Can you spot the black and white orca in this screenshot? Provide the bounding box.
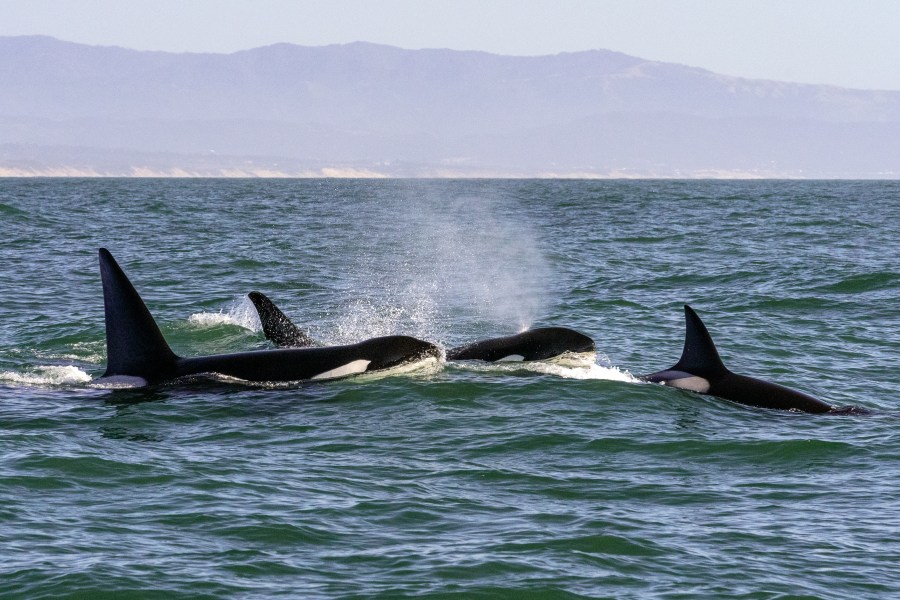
[96,249,441,387]
[247,291,595,363]
[641,305,836,413]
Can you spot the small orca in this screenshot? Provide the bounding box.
[446,328,596,362]
[247,291,595,363]
[96,249,441,387]
[641,305,835,413]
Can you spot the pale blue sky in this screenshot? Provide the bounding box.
[2,0,898,90]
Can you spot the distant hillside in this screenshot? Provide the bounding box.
[1,36,898,177]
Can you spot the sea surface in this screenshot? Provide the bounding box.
[1,178,899,599]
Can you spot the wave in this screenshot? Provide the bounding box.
[0,202,27,218]
[33,342,106,366]
[526,361,637,382]
[816,271,899,294]
[0,365,92,387]
[449,352,638,382]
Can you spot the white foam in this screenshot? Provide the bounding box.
[0,365,93,387]
[525,361,637,382]
[188,295,262,331]
[450,352,638,382]
[188,312,236,326]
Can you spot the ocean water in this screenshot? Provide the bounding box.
[1,178,899,599]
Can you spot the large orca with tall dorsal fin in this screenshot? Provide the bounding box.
[247,291,595,363]
[96,249,441,387]
[640,305,836,413]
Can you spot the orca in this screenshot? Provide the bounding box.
[247,291,595,363]
[96,249,441,387]
[446,328,596,362]
[641,305,835,413]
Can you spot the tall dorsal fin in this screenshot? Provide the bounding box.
[671,305,728,376]
[248,291,316,347]
[99,248,178,380]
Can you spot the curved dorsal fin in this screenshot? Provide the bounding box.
[671,305,728,376]
[99,248,178,380]
[248,291,316,347]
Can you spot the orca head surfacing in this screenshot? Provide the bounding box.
[248,291,317,347]
[354,335,443,370]
[446,327,595,362]
[641,305,834,414]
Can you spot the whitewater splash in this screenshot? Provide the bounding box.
[525,360,636,382]
[0,365,93,386]
[184,288,440,347]
[188,295,262,331]
[328,295,442,346]
[447,352,638,382]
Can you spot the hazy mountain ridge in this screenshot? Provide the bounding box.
[1,35,898,177]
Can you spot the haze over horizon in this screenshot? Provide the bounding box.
[2,1,898,178]
[2,0,899,91]
[2,35,898,179]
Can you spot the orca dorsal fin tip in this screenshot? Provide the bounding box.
[672,304,728,376]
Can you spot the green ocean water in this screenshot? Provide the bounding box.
[1,178,899,599]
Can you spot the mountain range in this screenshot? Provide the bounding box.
[1,35,898,177]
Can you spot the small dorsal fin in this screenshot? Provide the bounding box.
[247,291,316,347]
[99,248,178,380]
[671,305,728,376]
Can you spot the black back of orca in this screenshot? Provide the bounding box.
[248,288,594,363]
[248,291,316,347]
[446,327,596,362]
[175,335,440,382]
[640,305,833,413]
[98,248,440,386]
